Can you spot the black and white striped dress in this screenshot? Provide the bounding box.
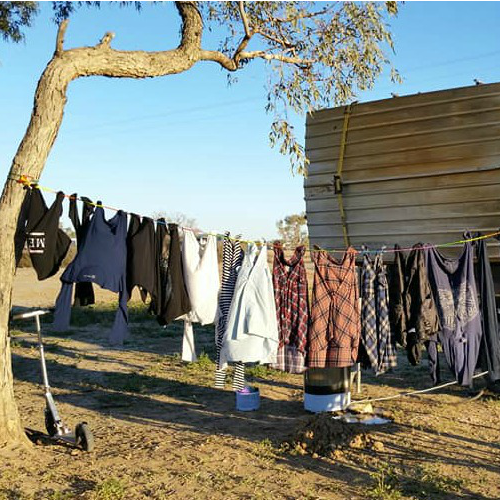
[215,232,245,390]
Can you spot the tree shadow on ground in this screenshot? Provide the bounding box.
[11,303,482,399]
[11,350,500,499]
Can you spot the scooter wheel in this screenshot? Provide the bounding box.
[45,407,57,437]
[75,422,94,452]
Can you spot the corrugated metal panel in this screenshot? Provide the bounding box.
[304,82,500,259]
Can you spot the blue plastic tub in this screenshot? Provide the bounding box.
[236,387,260,411]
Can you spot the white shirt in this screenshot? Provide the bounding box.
[219,243,278,368]
[180,231,220,361]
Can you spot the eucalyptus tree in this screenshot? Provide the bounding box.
[0,1,398,447]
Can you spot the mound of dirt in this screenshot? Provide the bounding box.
[290,413,384,458]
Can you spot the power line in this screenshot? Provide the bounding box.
[397,50,500,74]
[63,95,264,135]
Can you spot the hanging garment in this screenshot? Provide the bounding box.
[156,223,191,326]
[219,243,279,368]
[359,250,397,375]
[214,232,246,390]
[388,245,407,348]
[270,243,309,374]
[25,188,71,280]
[149,218,171,317]
[307,247,360,369]
[69,193,95,306]
[126,214,157,304]
[53,207,129,345]
[475,236,500,382]
[389,244,441,374]
[181,231,220,362]
[426,242,483,386]
[405,245,438,355]
[14,187,32,266]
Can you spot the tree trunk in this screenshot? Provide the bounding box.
[0,1,205,449]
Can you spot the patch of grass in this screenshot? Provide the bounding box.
[69,305,117,328]
[103,372,161,394]
[245,364,288,379]
[0,489,29,500]
[367,464,402,500]
[129,325,164,340]
[143,362,164,377]
[8,329,25,337]
[95,392,132,409]
[43,341,64,353]
[252,438,279,463]
[92,478,126,500]
[9,339,29,349]
[66,302,156,329]
[46,491,75,500]
[185,352,214,372]
[403,465,465,499]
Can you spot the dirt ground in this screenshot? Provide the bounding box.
[2,268,500,499]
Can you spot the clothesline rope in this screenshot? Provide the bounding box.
[348,370,489,406]
[11,173,500,253]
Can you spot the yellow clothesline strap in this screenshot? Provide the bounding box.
[336,104,353,247]
[9,173,500,253]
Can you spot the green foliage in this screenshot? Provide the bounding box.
[3,1,399,175]
[403,465,465,499]
[245,363,287,380]
[367,464,402,500]
[46,491,75,500]
[201,2,399,174]
[252,438,279,462]
[0,2,38,43]
[92,478,126,500]
[276,212,308,247]
[185,352,215,372]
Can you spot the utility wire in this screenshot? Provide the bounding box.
[11,174,500,252]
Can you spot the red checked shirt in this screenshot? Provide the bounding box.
[307,247,361,368]
[271,243,309,373]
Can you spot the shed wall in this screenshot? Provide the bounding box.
[304,83,500,258]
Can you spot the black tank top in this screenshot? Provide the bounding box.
[69,194,95,306]
[157,223,191,325]
[25,188,71,280]
[127,214,157,303]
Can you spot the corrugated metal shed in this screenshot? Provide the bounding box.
[304,82,500,258]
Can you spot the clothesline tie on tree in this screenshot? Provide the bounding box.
[10,173,500,254]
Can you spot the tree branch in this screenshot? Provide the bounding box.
[254,28,293,49]
[200,47,313,70]
[274,6,333,24]
[177,1,202,52]
[239,50,313,67]
[62,2,203,79]
[199,50,238,71]
[232,1,254,64]
[238,1,252,38]
[98,31,115,48]
[55,19,69,55]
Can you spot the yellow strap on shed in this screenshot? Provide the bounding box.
[335,104,352,247]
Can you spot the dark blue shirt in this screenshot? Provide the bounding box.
[53,207,128,344]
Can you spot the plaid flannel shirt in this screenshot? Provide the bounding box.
[307,248,361,368]
[270,243,309,373]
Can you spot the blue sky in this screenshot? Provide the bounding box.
[1,1,499,239]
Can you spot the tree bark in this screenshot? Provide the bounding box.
[0,1,205,449]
